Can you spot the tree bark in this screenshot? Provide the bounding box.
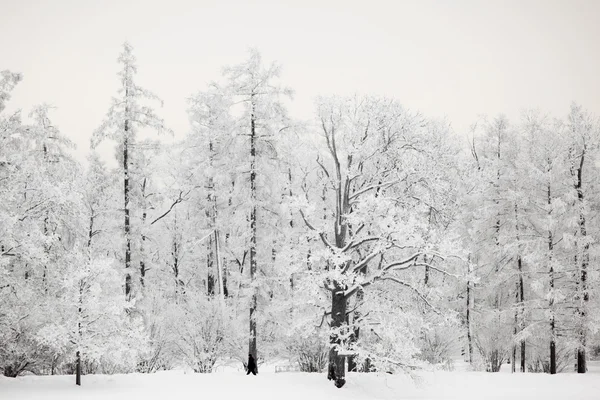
[123,119,132,300]
[466,256,473,364]
[545,173,557,374]
[215,230,224,299]
[140,177,147,287]
[328,282,347,388]
[76,351,81,386]
[248,93,258,367]
[207,234,215,296]
[574,148,588,374]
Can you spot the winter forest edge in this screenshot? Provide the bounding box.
[1,43,600,390]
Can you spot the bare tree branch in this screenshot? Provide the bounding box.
[299,209,334,251]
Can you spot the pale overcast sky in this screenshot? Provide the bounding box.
[2,0,599,162]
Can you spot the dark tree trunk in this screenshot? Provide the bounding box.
[466,256,473,364]
[516,254,525,373]
[76,284,83,386]
[206,143,217,296]
[549,336,556,374]
[224,233,230,298]
[123,120,132,299]
[512,314,517,374]
[547,178,557,374]
[76,351,81,386]
[574,149,588,374]
[577,348,586,374]
[514,203,526,373]
[172,230,181,299]
[512,255,526,374]
[207,234,215,296]
[140,177,147,287]
[248,94,258,367]
[328,282,347,388]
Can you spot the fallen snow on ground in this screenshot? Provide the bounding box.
[3,362,600,400]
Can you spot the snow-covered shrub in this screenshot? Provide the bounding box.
[168,294,230,373]
[285,326,329,372]
[1,328,53,377]
[346,289,424,374]
[0,283,56,377]
[136,324,172,373]
[472,307,513,372]
[418,322,460,369]
[135,293,175,373]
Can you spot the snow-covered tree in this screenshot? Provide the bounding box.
[297,96,460,387]
[92,42,170,300]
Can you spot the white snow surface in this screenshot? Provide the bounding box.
[2,362,600,400]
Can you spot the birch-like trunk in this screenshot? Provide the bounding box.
[248,94,258,366]
[123,111,132,300]
[574,149,588,374]
[140,178,147,288]
[548,220,556,374]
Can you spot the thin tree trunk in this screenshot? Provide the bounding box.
[514,204,526,373]
[123,119,132,299]
[140,177,147,287]
[76,351,81,386]
[490,136,502,371]
[207,234,215,296]
[546,169,557,374]
[171,215,183,300]
[574,149,588,374]
[76,281,83,386]
[224,232,230,298]
[248,93,258,366]
[77,212,95,386]
[466,255,473,364]
[519,255,525,373]
[207,142,217,296]
[215,230,224,300]
[512,302,517,373]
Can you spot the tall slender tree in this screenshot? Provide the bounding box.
[219,50,293,366]
[92,43,169,300]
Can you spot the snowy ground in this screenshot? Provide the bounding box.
[3,361,600,400]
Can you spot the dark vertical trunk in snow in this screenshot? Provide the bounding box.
[43,214,49,292]
[76,212,95,386]
[549,228,556,374]
[76,351,81,386]
[574,148,588,374]
[207,143,216,296]
[512,305,517,373]
[490,132,502,372]
[328,283,347,388]
[248,94,258,365]
[518,255,525,373]
[514,203,525,373]
[140,177,147,287]
[224,233,230,298]
[42,144,49,292]
[207,234,215,296]
[466,255,473,364]
[123,117,132,299]
[215,230,224,299]
[546,169,557,374]
[172,223,181,299]
[549,259,556,373]
[76,277,83,386]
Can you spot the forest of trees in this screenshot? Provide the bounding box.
[1,44,599,388]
